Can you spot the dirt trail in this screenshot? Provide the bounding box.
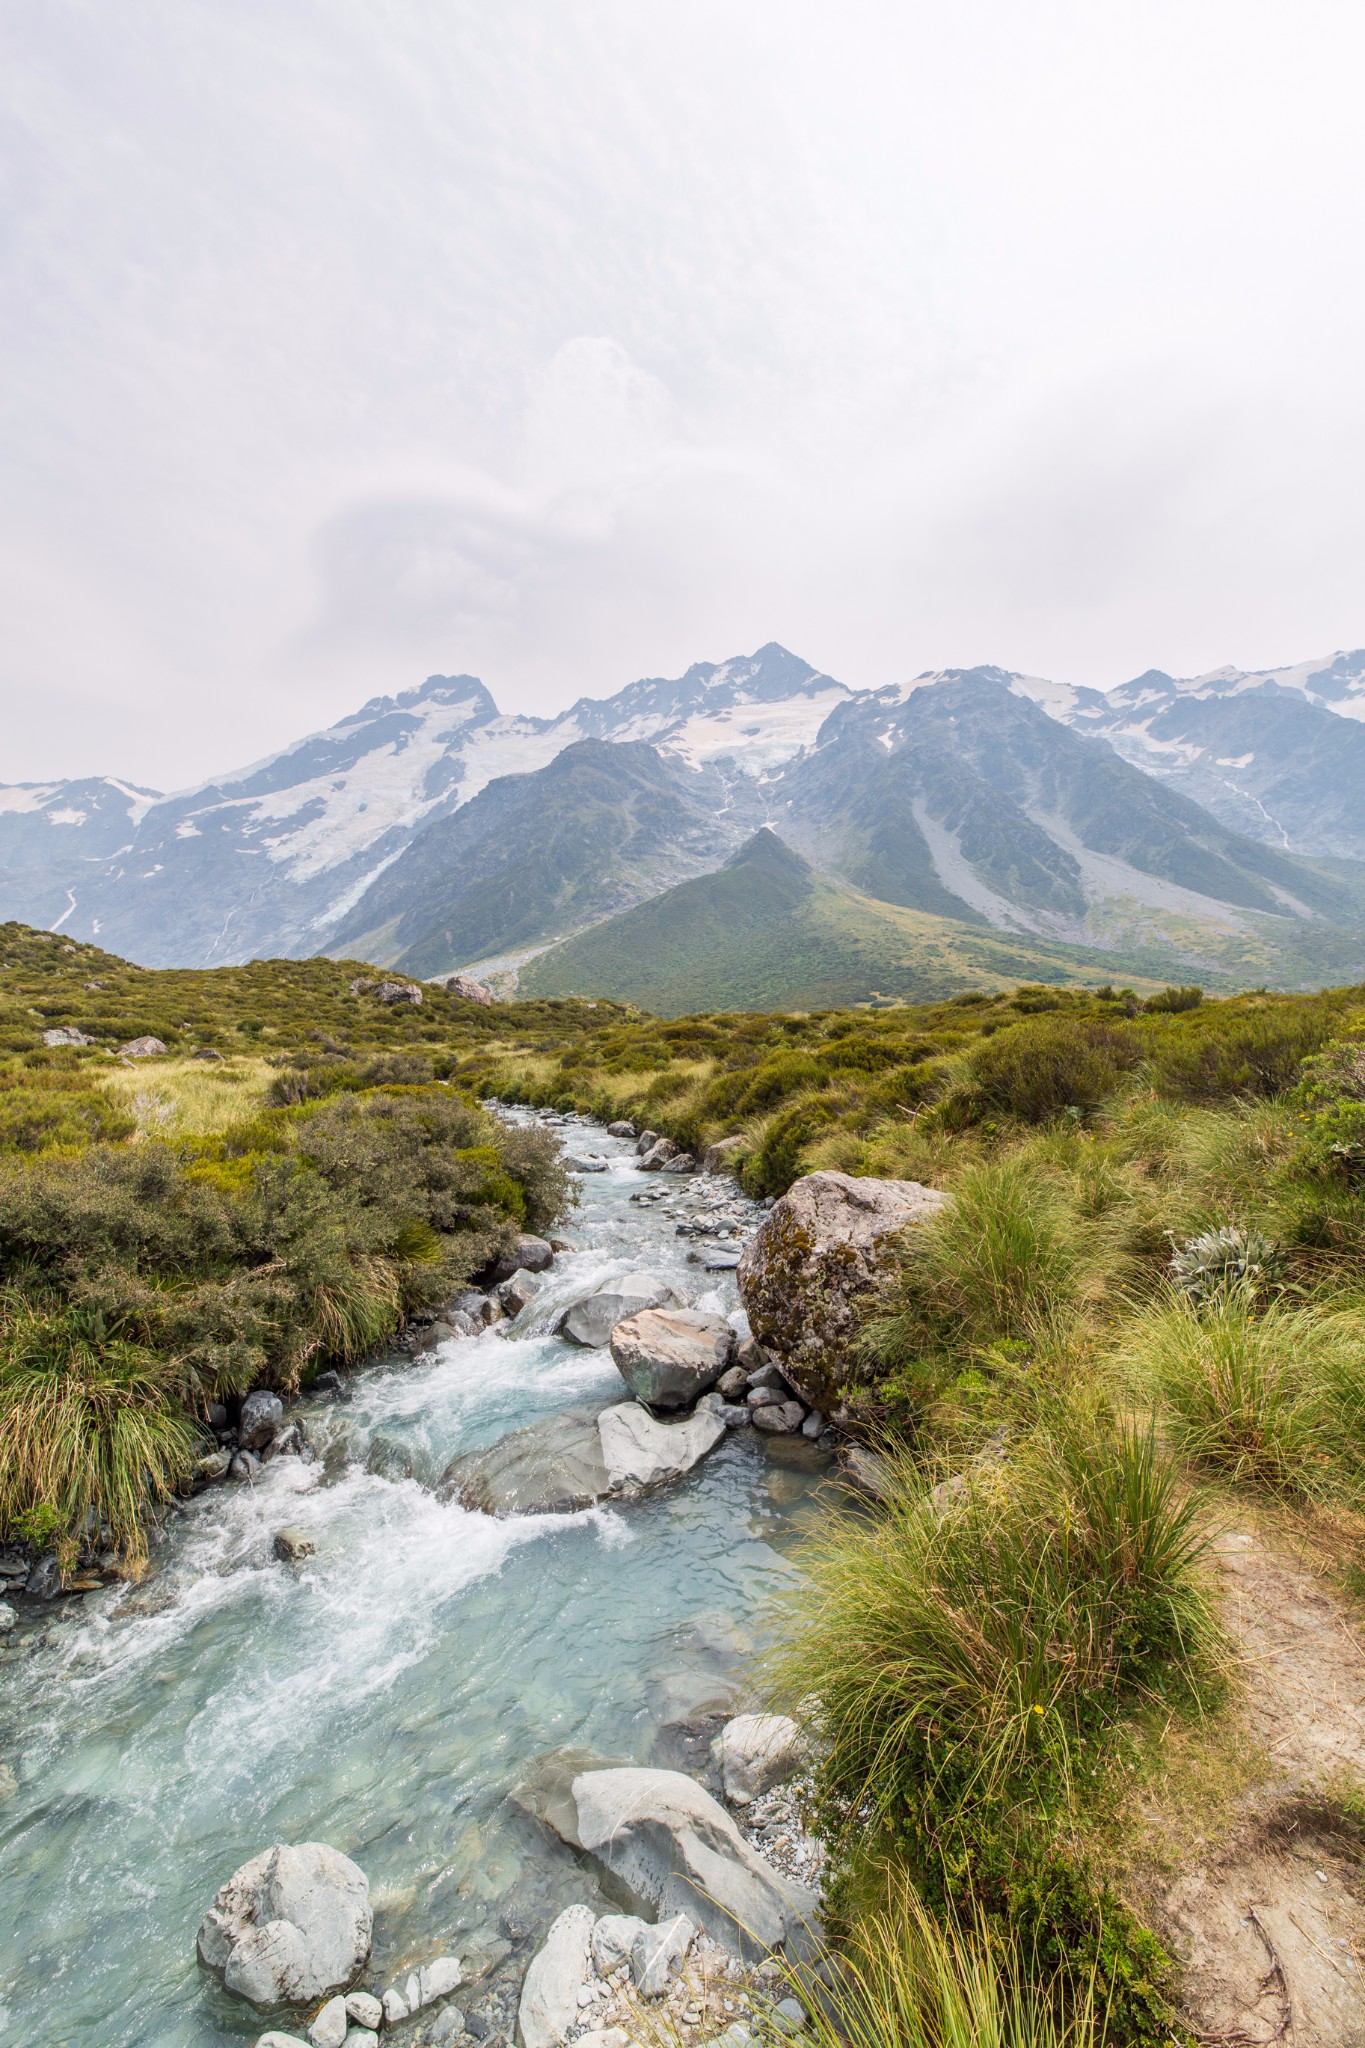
[1147,1528,1365,2047]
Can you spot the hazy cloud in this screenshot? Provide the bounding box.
[2,0,1362,785]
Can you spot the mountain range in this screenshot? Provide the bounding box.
[3,639,1363,1008]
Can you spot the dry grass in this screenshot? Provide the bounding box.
[99,1055,270,1136]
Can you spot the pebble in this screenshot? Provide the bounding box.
[345,1993,383,2029]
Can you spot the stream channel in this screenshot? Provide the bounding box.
[0,1112,831,2047]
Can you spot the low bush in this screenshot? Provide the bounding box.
[964,1016,1141,1123]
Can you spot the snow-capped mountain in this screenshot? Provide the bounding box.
[0,645,846,966]
[1010,649,1365,860]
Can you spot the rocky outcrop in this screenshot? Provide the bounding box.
[43,1025,93,1047]
[118,1035,167,1057]
[197,1842,372,2007]
[738,1170,948,1409]
[518,1904,595,2048]
[559,1274,681,1349]
[609,1309,735,1409]
[549,1767,816,1959]
[374,981,422,1005]
[718,1715,803,1805]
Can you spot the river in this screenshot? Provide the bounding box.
[0,1113,829,2046]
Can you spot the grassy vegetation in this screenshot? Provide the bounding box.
[5,921,1365,2038]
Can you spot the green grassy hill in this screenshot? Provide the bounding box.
[518,828,1182,1013]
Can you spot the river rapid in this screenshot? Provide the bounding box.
[0,1113,830,2047]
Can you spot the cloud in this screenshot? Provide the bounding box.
[1,0,1363,783]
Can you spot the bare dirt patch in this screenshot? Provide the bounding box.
[1142,1528,1365,2046]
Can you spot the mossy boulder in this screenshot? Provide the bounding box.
[737,1169,948,1409]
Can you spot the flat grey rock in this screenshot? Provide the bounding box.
[609,1308,735,1409]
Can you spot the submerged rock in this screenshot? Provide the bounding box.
[609,1308,735,1409]
[598,1402,725,1493]
[738,1170,948,1410]
[273,1527,316,1565]
[197,1841,372,2008]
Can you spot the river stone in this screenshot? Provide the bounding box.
[659,1153,698,1175]
[719,1715,803,1805]
[25,1555,61,1600]
[635,1129,659,1153]
[703,1136,746,1176]
[738,1170,948,1410]
[498,1268,541,1316]
[239,1390,285,1451]
[750,1401,805,1436]
[560,1274,681,1349]
[273,1527,316,1565]
[598,1402,725,1494]
[308,1996,348,2048]
[253,2035,311,2047]
[441,1408,610,1516]
[591,1913,649,1973]
[518,1903,595,2048]
[554,1767,816,1959]
[609,1309,735,1409]
[632,1912,695,1996]
[607,1120,636,1138]
[638,1137,680,1170]
[345,1993,382,2028]
[197,1841,372,2007]
[0,1602,15,1632]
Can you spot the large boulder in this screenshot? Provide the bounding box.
[442,1401,724,1515]
[443,973,492,1006]
[609,1309,735,1409]
[518,1904,594,2048]
[239,1390,285,1451]
[638,1137,680,1171]
[598,1402,724,1492]
[375,981,422,1006]
[738,1170,948,1409]
[559,1274,681,1349]
[119,1035,167,1058]
[548,1767,815,1960]
[43,1025,94,1047]
[197,1842,372,2007]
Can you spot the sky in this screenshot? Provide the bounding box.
[2,0,1364,791]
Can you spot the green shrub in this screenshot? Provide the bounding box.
[965,1018,1140,1123]
[1148,1002,1336,1101]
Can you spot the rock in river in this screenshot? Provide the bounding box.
[559,1273,681,1349]
[441,1401,724,1515]
[738,1170,948,1410]
[609,1308,735,1409]
[197,1841,372,2007]
[547,1766,816,1959]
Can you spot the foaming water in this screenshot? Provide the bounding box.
[0,1121,827,2046]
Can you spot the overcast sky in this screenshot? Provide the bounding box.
[2,1,1363,789]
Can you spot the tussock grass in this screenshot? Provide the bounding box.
[100,1056,269,1134]
[1121,1291,1365,1502]
[0,1295,201,1568]
[773,1407,1218,1829]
